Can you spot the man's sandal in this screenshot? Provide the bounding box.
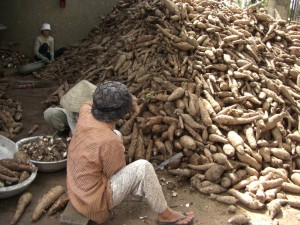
[156,213,194,225]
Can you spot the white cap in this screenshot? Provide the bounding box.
[40,23,51,31]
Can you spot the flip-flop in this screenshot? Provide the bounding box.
[156,213,194,225]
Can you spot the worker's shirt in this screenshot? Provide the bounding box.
[67,101,126,224]
[34,35,54,59]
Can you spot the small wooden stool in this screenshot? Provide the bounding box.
[60,202,89,225]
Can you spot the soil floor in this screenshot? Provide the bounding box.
[1,69,300,225]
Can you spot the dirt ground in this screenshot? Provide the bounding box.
[1,69,300,225]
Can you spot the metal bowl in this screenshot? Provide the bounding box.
[27,158,66,173]
[16,136,67,173]
[0,135,38,199]
[17,61,45,74]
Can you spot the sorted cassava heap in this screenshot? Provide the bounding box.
[0,157,36,188]
[41,0,300,220]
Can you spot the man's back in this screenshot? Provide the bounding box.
[67,101,125,224]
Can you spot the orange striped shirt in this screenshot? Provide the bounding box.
[67,101,126,224]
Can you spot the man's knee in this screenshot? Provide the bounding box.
[134,159,154,171]
[43,107,67,131]
[44,108,55,121]
[44,107,64,120]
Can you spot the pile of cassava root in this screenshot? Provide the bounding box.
[40,0,300,221]
[0,92,23,141]
[19,136,69,162]
[43,80,71,108]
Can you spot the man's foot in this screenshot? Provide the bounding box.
[157,208,194,225]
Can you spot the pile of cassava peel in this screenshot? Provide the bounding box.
[19,136,69,162]
[40,0,300,222]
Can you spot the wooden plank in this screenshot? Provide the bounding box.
[60,202,89,225]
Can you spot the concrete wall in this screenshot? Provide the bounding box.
[0,0,118,57]
[267,0,291,20]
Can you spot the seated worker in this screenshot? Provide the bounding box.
[34,23,66,62]
[67,81,194,225]
[44,80,96,135]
